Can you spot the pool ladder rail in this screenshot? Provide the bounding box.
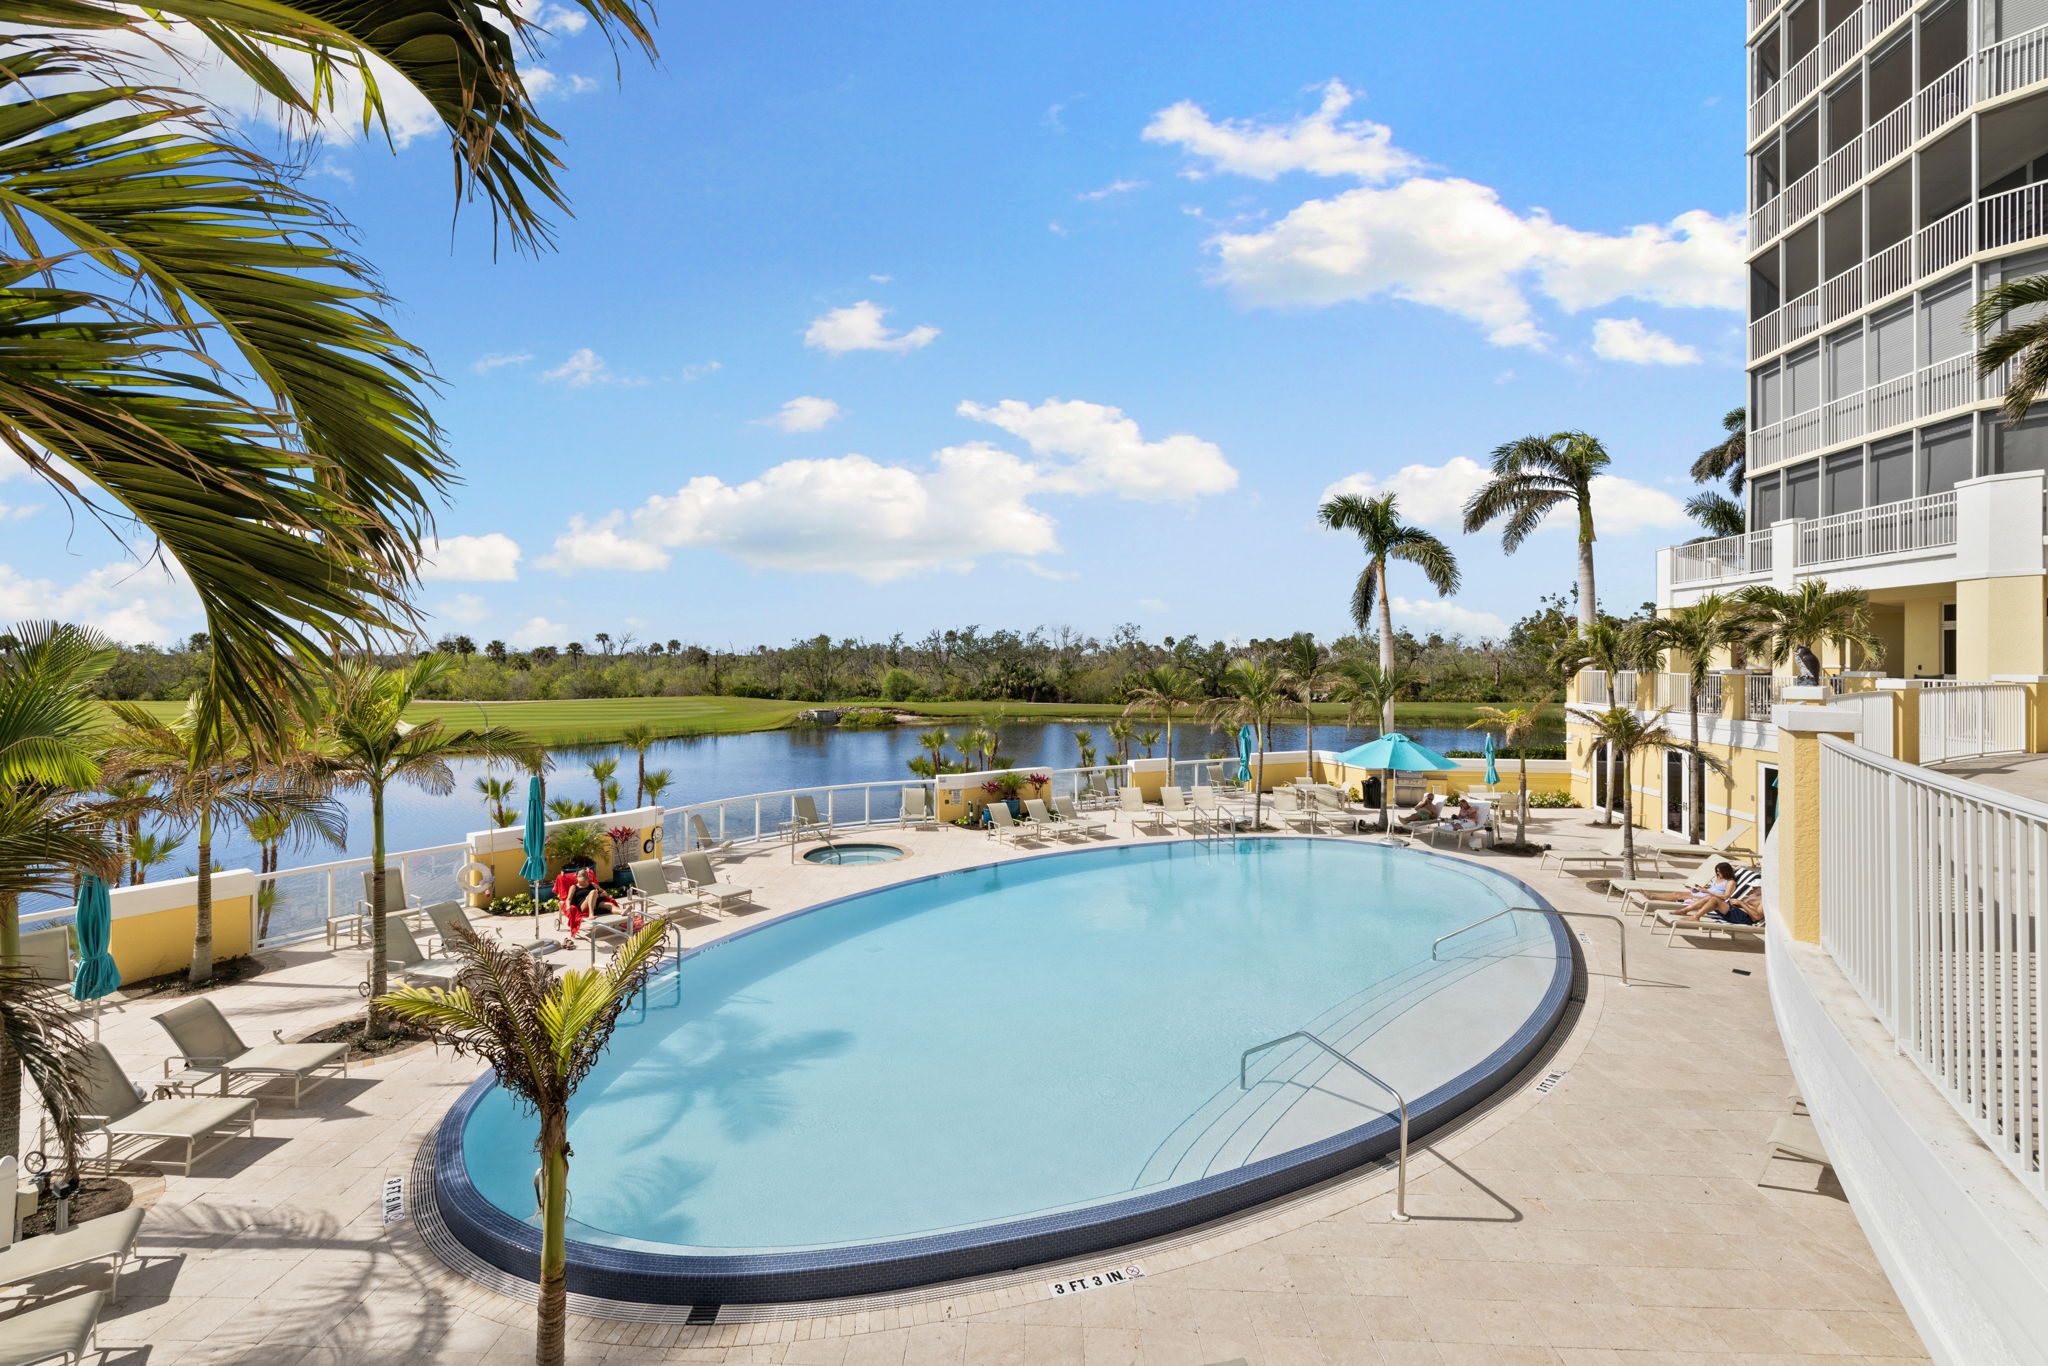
[1239,1031,1409,1221]
[1431,906,1630,987]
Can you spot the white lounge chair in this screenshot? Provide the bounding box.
[14,928,71,995]
[0,1158,143,1303]
[384,919,465,987]
[627,859,702,920]
[678,852,754,913]
[687,814,736,862]
[153,998,349,1107]
[1271,786,1318,832]
[421,899,488,957]
[986,803,1041,845]
[1052,795,1108,837]
[1081,775,1117,810]
[1022,798,1078,839]
[1425,799,1494,850]
[70,1044,256,1176]
[898,788,935,829]
[1157,786,1200,830]
[1117,788,1169,834]
[358,866,424,922]
[0,1289,106,1366]
[780,795,834,842]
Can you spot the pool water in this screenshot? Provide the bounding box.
[801,842,907,866]
[456,839,1558,1257]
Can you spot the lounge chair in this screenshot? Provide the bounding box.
[0,1159,143,1303]
[1022,798,1078,839]
[677,852,754,913]
[1656,821,1757,862]
[1118,788,1168,834]
[780,795,834,843]
[384,919,465,987]
[1052,795,1108,837]
[1426,800,1494,850]
[1271,786,1319,832]
[627,859,702,919]
[1604,847,1755,906]
[421,899,489,956]
[1539,829,1655,877]
[1653,901,1765,945]
[14,928,71,995]
[1081,775,1117,810]
[153,998,349,1108]
[986,803,1041,845]
[70,1044,255,1176]
[898,788,935,829]
[358,867,424,924]
[687,814,736,862]
[0,1289,106,1366]
[1157,787,1201,830]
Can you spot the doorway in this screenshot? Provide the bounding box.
[1663,749,1690,837]
[1758,762,1780,836]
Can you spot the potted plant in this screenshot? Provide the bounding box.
[606,825,638,885]
[981,770,1029,818]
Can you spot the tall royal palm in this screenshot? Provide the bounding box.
[0,0,655,740]
[1647,595,1741,843]
[1693,408,1747,493]
[314,656,539,1037]
[1463,431,1610,630]
[1317,493,1460,729]
[1122,665,1203,763]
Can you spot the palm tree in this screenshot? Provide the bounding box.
[378,923,668,1366]
[1138,729,1161,758]
[1335,660,1409,831]
[1106,718,1135,765]
[1551,621,1632,826]
[1646,596,1741,843]
[547,797,597,821]
[640,769,673,809]
[475,776,516,827]
[1203,661,1285,828]
[1563,708,1712,880]
[104,777,152,886]
[0,961,93,1181]
[1736,582,1882,681]
[1273,636,1340,780]
[960,727,997,772]
[1972,275,2048,419]
[1467,703,1548,848]
[1692,408,1747,492]
[1317,493,1461,728]
[1462,431,1611,630]
[1684,491,1746,542]
[102,695,343,987]
[587,758,619,815]
[1070,729,1098,770]
[312,656,539,1037]
[127,832,183,887]
[1122,665,1203,761]
[618,724,656,806]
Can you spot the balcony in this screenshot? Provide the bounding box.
[1795,489,1957,566]
[1670,528,1775,586]
[1748,0,1920,142]
[1747,354,1977,471]
[1749,183,2048,361]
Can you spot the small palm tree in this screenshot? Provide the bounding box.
[640,769,673,809]
[312,656,539,1037]
[0,961,92,1181]
[960,727,997,772]
[1317,493,1461,728]
[1971,276,2048,419]
[1335,660,1409,831]
[914,727,952,779]
[1106,718,1135,764]
[1204,661,1285,828]
[1273,635,1340,780]
[1138,729,1161,758]
[476,775,515,827]
[127,832,183,887]
[1684,491,1746,542]
[1564,707,1721,880]
[1462,431,1610,630]
[587,758,619,815]
[1692,407,1747,493]
[1735,582,1882,681]
[1467,702,1548,848]
[1550,621,1632,826]
[378,923,669,1366]
[1122,665,1203,762]
[1646,595,1741,843]
[547,797,597,821]
[618,724,656,806]
[1070,728,1097,769]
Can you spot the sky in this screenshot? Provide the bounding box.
[4,1,1750,653]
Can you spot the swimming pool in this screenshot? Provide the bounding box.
[800,841,907,865]
[433,838,1571,1304]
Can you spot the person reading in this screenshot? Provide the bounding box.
[561,867,617,942]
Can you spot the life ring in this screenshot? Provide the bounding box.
[457,861,495,895]
[641,835,657,855]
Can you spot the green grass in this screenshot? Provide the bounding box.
[104,696,1565,747]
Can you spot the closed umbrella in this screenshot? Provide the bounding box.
[70,873,120,1039]
[1236,724,1255,784]
[1483,733,1500,789]
[1333,733,1459,833]
[520,776,549,943]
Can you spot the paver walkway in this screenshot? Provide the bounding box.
[8,807,1928,1365]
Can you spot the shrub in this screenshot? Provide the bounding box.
[879,667,923,702]
[1443,745,1567,761]
[1527,790,1578,808]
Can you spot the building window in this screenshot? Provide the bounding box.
[1825,450,1865,513]
[1752,473,1782,527]
[1919,420,1972,494]
[1871,435,1913,503]
[1785,461,1820,520]
[1758,763,1779,836]
[1992,410,2048,475]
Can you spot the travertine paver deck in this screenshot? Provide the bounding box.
[7,807,1929,1365]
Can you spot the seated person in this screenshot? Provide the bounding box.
[1444,797,1481,832]
[561,867,618,941]
[1399,792,1443,826]
[1639,861,1740,906]
[1672,866,1765,926]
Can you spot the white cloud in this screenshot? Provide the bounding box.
[1078,178,1146,200]
[1590,317,1700,365]
[420,533,522,582]
[1148,84,1744,348]
[511,616,567,648]
[1048,221,1069,237]
[680,360,722,381]
[1390,597,1508,640]
[1137,598,1170,613]
[0,558,199,644]
[471,351,533,375]
[802,301,939,354]
[540,348,647,388]
[434,593,491,625]
[1320,458,1688,537]
[753,396,843,433]
[956,398,1238,502]
[1143,80,1417,183]
[537,514,672,573]
[869,273,894,283]
[0,500,38,521]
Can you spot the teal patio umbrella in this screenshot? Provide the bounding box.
[1483,733,1500,788]
[70,873,120,1038]
[1236,724,1255,784]
[520,776,549,940]
[1333,733,1459,833]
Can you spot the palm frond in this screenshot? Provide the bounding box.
[1388,527,1461,596]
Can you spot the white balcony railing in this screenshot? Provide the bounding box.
[1919,202,1973,277]
[1670,528,1774,586]
[1822,262,1863,325]
[1817,737,2048,1206]
[1979,181,2048,254]
[1822,7,1865,78]
[1979,21,2048,103]
[1866,235,1912,300]
[1783,284,1823,347]
[1794,489,1958,567]
[1822,138,1862,202]
[1867,370,1914,430]
[1748,356,1976,473]
[1917,352,1974,415]
[1866,100,1912,170]
[1917,60,1972,138]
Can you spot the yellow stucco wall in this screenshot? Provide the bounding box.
[110,895,254,985]
[466,816,664,907]
[1564,717,1774,855]
[1955,575,2048,680]
[1900,597,1947,680]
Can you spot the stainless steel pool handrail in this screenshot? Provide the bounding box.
[1431,906,1629,986]
[1239,1031,1409,1222]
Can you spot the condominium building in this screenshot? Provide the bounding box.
[1662,0,2048,680]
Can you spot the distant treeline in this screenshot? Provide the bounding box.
[98,595,1607,706]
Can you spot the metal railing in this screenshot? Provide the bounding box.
[1749,352,1981,471]
[1979,181,2048,254]
[1431,905,1630,986]
[1746,673,1785,721]
[1921,682,2030,763]
[1980,20,2048,102]
[1670,528,1773,585]
[1240,1031,1410,1221]
[1794,490,1958,567]
[1917,60,1972,138]
[1817,736,2048,1207]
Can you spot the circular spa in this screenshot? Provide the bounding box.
[432,839,1572,1305]
[800,842,907,866]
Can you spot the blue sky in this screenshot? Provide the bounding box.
[9,1,1749,652]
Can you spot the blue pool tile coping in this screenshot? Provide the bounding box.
[428,837,1575,1305]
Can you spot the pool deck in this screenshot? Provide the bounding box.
[11,808,1929,1365]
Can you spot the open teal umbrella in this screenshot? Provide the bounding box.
[519,776,548,938]
[70,873,120,1039]
[1236,724,1255,783]
[1483,733,1500,788]
[1333,733,1459,833]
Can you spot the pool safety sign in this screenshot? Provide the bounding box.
[382,1175,406,1226]
[1048,1264,1145,1297]
[1534,1069,1568,1095]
